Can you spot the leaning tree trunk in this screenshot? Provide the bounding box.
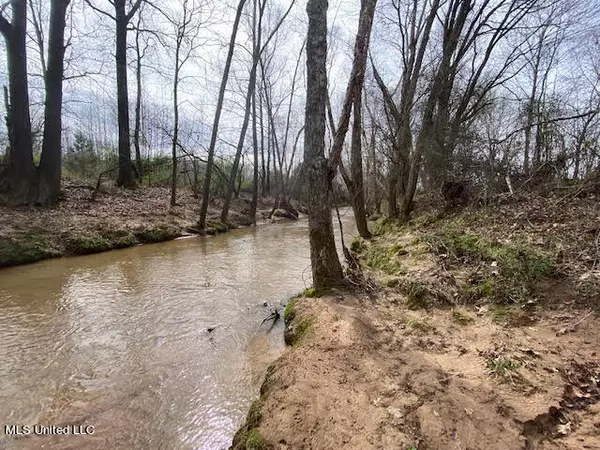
[37,0,71,205]
[0,0,35,204]
[114,0,135,188]
[305,0,343,290]
[198,0,247,229]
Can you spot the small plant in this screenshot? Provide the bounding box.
[452,309,474,325]
[350,236,365,252]
[245,429,267,450]
[405,317,435,333]
[403,280,430,309]
[486,356,521,381]
[380,277,401,288]
[284,316,314,346]
[67,232,112,254]
[489,305,516,326]
[362,243,405,275]
[283,298,297,324]
[303,287,318,298]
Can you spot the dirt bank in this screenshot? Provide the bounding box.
[233,192,600,450]
[0,182,278,268]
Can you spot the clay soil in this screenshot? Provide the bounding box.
[259,293,599,450]
[246,190,600,450]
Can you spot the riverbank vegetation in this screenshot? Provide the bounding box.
[247,189,600,449]
[0,0,599,448]
[0,184,281,268]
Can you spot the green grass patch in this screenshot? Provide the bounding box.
[284,316,314,346]
[486,356,521,381]
[362,242,405,276]
[67,232,112,255]
[372,217,402,236]
[405,317,435,333]
[0,234,59,267]
[489,305,517,326]
[403,280,430,309]
[206,220,229,234]
[100,229,137,249]
[135,224,180,243]
[452,309,474,325]
[245,429,267,450]
[283,298,297,324]
[424,230,556,304]
[303,287,318,298]
[350,236,365,252]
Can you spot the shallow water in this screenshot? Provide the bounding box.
[0,210,356,449]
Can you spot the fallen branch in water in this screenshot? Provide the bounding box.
[260,308,281,326]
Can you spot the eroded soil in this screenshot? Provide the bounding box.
[256,293,599,450]
[243,191,600,450]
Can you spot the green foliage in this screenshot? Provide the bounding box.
[303,287,318,298]
[451,309,474,325]
[362,242,405,275]
[67,232,112,255]
[246,400,263,430]
[350,236,365,253]
[64,132,119,182]
[404,280,429,309]
[283,298,297,324]
[486,357,521,380]
[0,234,59,267]
[206,221,229,234]
[372,217,401,236]
[135,224,180,243]
[489,305,517,326]
[405,317,435,333]
[245,429,267,450]
[380,277,401,288]
[425,230,556,304]
[284,316,314,346]
[100,229,136,249]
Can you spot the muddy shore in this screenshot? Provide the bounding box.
[0,184,278,268]
[232,193,600,450]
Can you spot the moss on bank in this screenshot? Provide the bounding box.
[0,233,60,267]
[0,223,183,269]
[0,214,267,269]
[233,293,316,450]
[423,229,556,304]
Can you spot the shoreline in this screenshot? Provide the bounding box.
[231,193,600,450]
[0,184,287,269]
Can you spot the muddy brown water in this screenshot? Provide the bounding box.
[0,211,357,450]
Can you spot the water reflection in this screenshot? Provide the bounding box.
[0,211,356,449]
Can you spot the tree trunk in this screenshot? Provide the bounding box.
[198,0,247,228]
[171,60,179,207]
[305,0,343,290]
[249,0,260,225]
[115,0,135,188]
[221,0,265,223]
[37,0,71,205]
[0,0,35,204]
[349,91,371,238]
[133,17,144,181]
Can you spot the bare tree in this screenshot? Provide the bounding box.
[198,0,247,229]
[0,0,35,204]
[304,0,344,289]
[37,0,71,204]
[220,0,296,224]
[84,0,144,188]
